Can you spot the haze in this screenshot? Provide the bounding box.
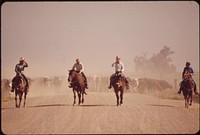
[1,1,199,79]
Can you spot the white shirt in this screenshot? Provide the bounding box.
[112,62,124,72]
[72,63,84,72]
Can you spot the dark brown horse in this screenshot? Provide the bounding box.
[13,74,27,108]
[112,73,126,106]
[179,78,197,108]
[68,69,86,105]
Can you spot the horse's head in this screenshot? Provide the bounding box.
[68,69,76,82]
[183,71,192,80]
[114,74,124,89]
[15,74,26,91]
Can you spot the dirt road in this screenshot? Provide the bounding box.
[1,91,199,134]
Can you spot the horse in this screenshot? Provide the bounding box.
[13,74,27,108]
[68,69,86,105]
[179,78,197,108]
[111,73,126,106]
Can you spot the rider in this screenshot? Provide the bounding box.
[108,56,130,89]
[69,58,88,89]
[11,57,29,92]
[178,62,198,94]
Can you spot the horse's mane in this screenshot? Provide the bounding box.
[70,70,85,89]
[113,75,126,88]
[14,75,27,91]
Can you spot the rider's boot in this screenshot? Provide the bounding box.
[84,89,87,95]
[177,90,181,94]
[10,85,14,92]
[194,83,198,95]
[108,82,112,89]
[68,82,73,88]
[177,88,181,94]
[26,84,29,92]
[126,83,130,89]
[85,81,88,89]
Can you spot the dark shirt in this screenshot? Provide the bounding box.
[182,67,194,78]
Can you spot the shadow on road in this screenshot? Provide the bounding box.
[2,104,118,110]
[27,103,71,108]
[80,104,116,107]
[146,104,180,108]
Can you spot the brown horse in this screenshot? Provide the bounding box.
[68,69,86,105]
[112,73,126,106]
[13,74,27,108]
[179,78,197,108]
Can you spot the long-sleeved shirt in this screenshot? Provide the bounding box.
[112,62,124,72]
[72,63,84,72]
[15,62,28,74]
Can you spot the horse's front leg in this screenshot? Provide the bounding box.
[115,90,119,106]
[18,92,23,108]
[81,90,84,104]
[78,91,81,105]
[23,92,27,107]
[185,95,189,108]
[73,89,76,105]
[189,91,193,106]
[15,90,18,108]
[120,89,124,105]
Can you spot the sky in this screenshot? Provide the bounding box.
[1,1,199,79]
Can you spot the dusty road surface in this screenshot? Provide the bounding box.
[2,91,199,134]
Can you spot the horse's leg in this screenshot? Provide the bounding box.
[120,89,124,105]
[23,91,27,107]
[184,96,187,108]
[73,89,76,105]
[115,90,119,106]
[189,90,193,106]
[78,91,81,105]
[81,90,84,104]
[185,95,189,108]
[15,90,18,108]
[18,92,23,108]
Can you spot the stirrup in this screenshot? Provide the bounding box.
[10,89,14,92]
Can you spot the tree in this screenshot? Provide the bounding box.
[134,46,176,75]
